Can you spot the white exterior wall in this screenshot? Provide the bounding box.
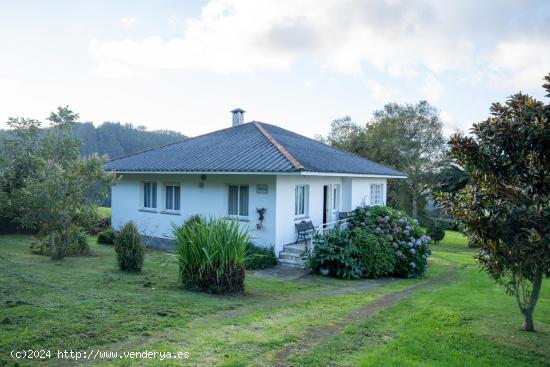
[350,177,387,208]
[275,176,388,253]
[111,174,277,248]
[275,175,343,253]
[111,173,389,255]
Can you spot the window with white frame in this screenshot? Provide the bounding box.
[295,185,309,217]
[143,182,157,209]
[164,184,181,211]
[370,184,383,205]
[332,184,340,211]
[228,185,249,217]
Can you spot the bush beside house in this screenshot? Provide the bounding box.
[97,228,116,245]
[307,206,432,279]
[245,243,277,270]
[305,225,363,279]
[114,221,144,272]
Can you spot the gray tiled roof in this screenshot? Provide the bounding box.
[104,121,405,177]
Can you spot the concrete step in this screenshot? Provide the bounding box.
[278,251,305,262]
[278,257,306,269]
[282,244,307,255]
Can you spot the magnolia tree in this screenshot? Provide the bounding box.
[435,74,550,332]
[1,107,117,259]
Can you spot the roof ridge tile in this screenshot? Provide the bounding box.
[252,121,304,171]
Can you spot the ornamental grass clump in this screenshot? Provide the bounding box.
[172,217,249,294]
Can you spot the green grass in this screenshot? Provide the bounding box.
[288,231,550,367]
[0,230,548,366]
[97,207,111,220]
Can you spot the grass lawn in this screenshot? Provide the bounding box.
[0,231,548,366]
[97,207,112,220]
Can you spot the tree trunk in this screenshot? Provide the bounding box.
[523,311,534,332]
[519,267,544,332]
[50,230,58,260]
[412,192,418,219]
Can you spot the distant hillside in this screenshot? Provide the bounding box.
[73,122,186,159]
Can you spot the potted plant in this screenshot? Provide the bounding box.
[256,208,266,230]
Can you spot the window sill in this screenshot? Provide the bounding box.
[225,216,250,222]
[160,210,181,216]
[139,208,158,213]
[294,216,310,221]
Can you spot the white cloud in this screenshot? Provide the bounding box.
[94,61,136,78]
[90,0,549,92]
[90,0,479,76]
[440,110,460,136]
[418,74,443,102]
[119,17,137,28]
[367,81,397,102]
[487,39,550,91]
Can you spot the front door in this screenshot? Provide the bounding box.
[323,185,329,227]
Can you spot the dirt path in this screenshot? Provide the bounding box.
[274,266,458,367]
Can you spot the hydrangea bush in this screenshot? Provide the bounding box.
[349,206,432,277]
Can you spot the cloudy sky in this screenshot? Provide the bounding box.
[1,0,549,138]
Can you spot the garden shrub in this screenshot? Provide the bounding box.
[0,216,20,234]
[84,208,112,235]
[305,206,433,279]
[184,214,204,228]
[427,219,446,244]
[30,226,90,256]
[97,228,116,245]
[306,225,363,279]
[349,206,431,278]
[447,218,464,232]
[245,243,277,270]
[353,229,396,277]
[114,221,144,272]
[172,217,248,294]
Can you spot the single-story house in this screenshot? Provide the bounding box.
[104,109,405,266]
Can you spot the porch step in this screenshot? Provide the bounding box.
[281,244,307,255]
[278,257,306,268]
[278,251,305,262]
[278,243,307,268]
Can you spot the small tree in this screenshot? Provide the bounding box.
[435,74,550,332]
[427,220,445,244]
[114,221,144,272]
[2,107,117,259]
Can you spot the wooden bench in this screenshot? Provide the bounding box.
[338,212,352,220]
[295,220,315,244]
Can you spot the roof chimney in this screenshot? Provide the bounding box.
[231,108,245,127]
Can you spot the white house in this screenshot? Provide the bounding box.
[105,109,405,266]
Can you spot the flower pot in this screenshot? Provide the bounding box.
[320,267,330,276]
[256,223,262,230]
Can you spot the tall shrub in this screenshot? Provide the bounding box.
[427,220,445,244]
[306,225,363,279]
[114,221,144,272]
[172,217,248,294]
[349,206,432,277]
[353,230,396,277]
